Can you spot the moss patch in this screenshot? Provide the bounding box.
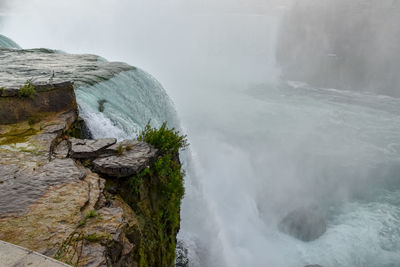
[0,127,38,146]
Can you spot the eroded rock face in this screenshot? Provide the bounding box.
[0,111,142,266]
[278,207,327,242]
[92,141,158,178]
[0,82,77,124]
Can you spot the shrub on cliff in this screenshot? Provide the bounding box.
[137,122,188,155]
[112,122,188,267]
[19,79,37,99]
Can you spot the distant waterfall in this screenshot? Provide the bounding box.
[0,34,21,49]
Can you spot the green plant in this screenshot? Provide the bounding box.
[137,122,188,154]
[19,79,37,99]
[82,159,91,168]
[0,87,4,96]
[83,233,108,242]
[116,144,124,156]
[27,117,35,127]
[86,210,98,218]
[77,210,98,227]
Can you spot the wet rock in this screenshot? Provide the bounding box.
[92,141,157,178]
[278,207,326,242]
[69,138,116,159]
[98,99,107,113]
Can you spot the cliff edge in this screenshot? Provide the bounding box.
[0,48,185,267]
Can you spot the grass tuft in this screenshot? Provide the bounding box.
[19,79,37,99]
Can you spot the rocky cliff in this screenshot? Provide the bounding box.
[0,47,185,267]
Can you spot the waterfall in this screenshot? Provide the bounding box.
[75,68,179,140]
[0,34,21,49]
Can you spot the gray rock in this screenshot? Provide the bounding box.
[92,141,157,178]
[69,138,116,159]
[0,158,86,217]
[43,123,66,134]
[278,207,326,242]
[53,140,70,159]
[0,47,134,90]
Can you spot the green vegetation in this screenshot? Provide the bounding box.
[19,79,37,99]
[137,122,188,154]
[82,159,91,168]
[0,87,4,96]
[117,144,124,156]
[0,127,38,146]
[109,122,188,267]
[27,117,35,127]
[84,233,109,242]
[55,230,111,266]
[77,210,98,228]
[66,117,86,138]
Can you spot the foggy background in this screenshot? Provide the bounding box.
[277,0,400,96]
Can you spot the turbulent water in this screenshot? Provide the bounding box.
[2,1,400,266]
[175,81,400,267]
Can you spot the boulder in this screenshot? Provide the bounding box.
[69,138,116,159]
[278,207,326,242]
[92,141,158,178]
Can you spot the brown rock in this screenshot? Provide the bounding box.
[0,82,77,125]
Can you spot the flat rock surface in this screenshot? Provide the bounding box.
[0,48,134,91]
[69,137,116,159]
[0,240,69,267]
[93,141,158,178]
[0,158,86,217]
